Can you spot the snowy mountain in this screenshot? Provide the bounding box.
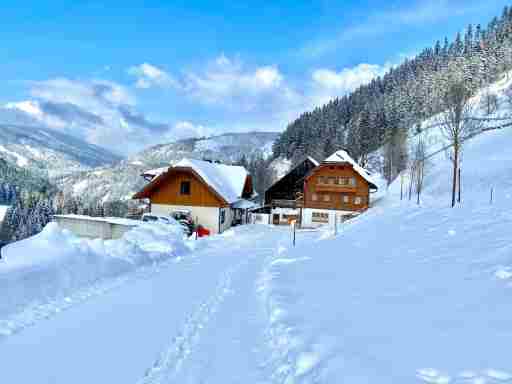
[130,131,278,165]
[55,131,279,203]
[0,107,122,177]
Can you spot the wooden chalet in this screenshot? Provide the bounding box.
[302,150,378,227]
[133,159,254,234]
[264,157,318,225]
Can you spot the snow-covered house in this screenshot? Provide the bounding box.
[264,156,319,225]
[302,150,378,228]
[133,159,254,234]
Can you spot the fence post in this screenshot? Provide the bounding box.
[292,220,296,247]
[490,187,494,205]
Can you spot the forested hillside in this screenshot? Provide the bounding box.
[273,6,512,178]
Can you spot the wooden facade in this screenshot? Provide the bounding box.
[303,164,372,212]
[133,167,229,207]
[264,157,318,206]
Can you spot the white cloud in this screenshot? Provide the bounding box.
[7,78,182,154]
[305,62,394,109]
[302,0,489,58]
[5,100,43,118]
[180,55,288,108]
[312,63,391,92]
[172,121,213,140]
[127,63,179,89]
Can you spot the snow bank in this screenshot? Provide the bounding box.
[0,221,189,322]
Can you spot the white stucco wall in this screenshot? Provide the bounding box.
[302,208,356,229]
[151,204,229,234]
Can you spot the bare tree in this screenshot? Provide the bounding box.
[413,136,426,205]
[407,134,427,204]
[440,81,481,207]
[480,89,498,115]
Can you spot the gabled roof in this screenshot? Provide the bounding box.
[174,159,249,204]
[322,150,378,190]
[266,156,319,192]
[134,159,250,204]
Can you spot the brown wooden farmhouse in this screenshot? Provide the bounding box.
[133,158,254,234]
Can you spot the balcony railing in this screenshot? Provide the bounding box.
[315,184,356,193]
[271,199,304,209]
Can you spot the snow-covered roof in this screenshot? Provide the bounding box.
[307,156,320,167]
[174,159,249,204]
[323,150,377,189]
[142,167,168,179]
[232,199,259,210]
[0,205,9,223]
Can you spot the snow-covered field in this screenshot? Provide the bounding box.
[2,108,512,382]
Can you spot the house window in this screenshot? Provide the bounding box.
[317,177,325,185]
[354,196,363,205]
[328,177,337,185]
[349,177,356,187]
[323,194,331,202]
[342,194,349,203]
[180,181,191,195]
[312,193,318,201]
[220,209,226,224]
[312,212,329,223]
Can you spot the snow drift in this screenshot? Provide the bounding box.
[0,221,189,326]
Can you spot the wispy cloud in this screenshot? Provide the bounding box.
[127,63,179,89]
[301,0,491,58]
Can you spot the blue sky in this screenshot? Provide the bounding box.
[1,0,510,154]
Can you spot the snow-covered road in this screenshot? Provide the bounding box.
[0,226,303,383]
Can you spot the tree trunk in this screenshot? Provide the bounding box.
[452,143,459,208]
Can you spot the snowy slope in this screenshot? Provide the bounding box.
[257,126,512,383]
[56,131,278,203]
[0,108,121,176]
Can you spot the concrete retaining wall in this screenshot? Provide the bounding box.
[53,215,139,240]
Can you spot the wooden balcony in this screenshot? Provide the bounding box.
[315,184,356,193]
[271,199,304,209]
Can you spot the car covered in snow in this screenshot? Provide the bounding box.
[141,213,193,236]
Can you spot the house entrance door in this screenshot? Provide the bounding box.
[272,214,280,225]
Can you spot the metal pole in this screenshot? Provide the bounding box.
[293,222,296,247]
[490,187,494,205]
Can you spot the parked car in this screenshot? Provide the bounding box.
[141,213,193,237]
[170,209,195,236]
[141,214,174,225]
